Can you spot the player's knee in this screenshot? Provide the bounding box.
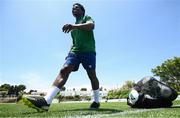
[60,66,71,76]
[60,68,67,76]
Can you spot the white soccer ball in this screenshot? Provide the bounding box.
[128,89,139,105]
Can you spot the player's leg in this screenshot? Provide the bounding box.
[81,53,100,109]
[86,69,100,109]
[22,64,75,112]
[44,52,80,105]
[86,69,99,90]
[22,53,80,112]
[44,64,75,105]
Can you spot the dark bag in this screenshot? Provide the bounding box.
[127,77,178,108]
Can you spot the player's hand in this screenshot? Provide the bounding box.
[62,24,75,33]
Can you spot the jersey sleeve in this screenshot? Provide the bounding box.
[84,15,95,23]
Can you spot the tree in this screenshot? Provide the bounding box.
[80,88,87,91]
[74,95,81,101]
[28,90,37,94]
[0,84,26,97]
[18,85,26,92]
[1,91,7,98]
[152,57,180,91]
[121,81,135,90]
[61,86,66,91]
[0,84,11,91]
[100,87,103,91]
[57,94,64,103]
[8,86,15,95]
[14,85,19,96]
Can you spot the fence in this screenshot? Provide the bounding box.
[0,95,17,103]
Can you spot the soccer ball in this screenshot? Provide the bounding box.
[128,89,139,105]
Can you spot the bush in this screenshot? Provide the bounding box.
[107,80,134,99]
[56,94,88,102]
[107,88,130,99]
[74,95,81,101]
[119,89,130,98]
[178,92,180,95]
[65,96,74,100]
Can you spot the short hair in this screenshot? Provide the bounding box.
[73,3,85,16]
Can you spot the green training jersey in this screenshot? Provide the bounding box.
[70,15,95,53]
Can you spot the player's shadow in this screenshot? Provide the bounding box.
[50,108,123,114]
[72,108,122,112]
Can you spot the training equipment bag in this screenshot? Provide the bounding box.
[127,76,178,108]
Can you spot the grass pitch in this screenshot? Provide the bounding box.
[0,100,180,118]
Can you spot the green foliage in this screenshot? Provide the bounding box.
[74,95,81,101]
[152,57,180,91]
[61,86,66,91]
[0,84,11,91]
[0,91,8,98]
[107,81,135,99]
[56,94,64,103]
[0,84,26,96]
[56,94,82,102]
[119,89,130,98]
[18,85,26,92]
[28,90,37,94]
[80,88,87,91]
[107,90,114,99]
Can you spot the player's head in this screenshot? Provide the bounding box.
[128,89,139,105]
[72,3,85,18]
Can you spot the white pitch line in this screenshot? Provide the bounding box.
[65,104,180,118]
[65,109,158,118]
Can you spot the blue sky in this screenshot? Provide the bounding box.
[0,0,180,92]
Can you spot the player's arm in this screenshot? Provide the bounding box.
[62,22,94,33]
[72,22,94,31]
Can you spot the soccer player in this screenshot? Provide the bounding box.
[22,3,100,111]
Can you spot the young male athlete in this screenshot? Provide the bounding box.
[22,3,100,111]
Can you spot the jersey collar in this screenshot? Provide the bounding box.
[76,15,85,24]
